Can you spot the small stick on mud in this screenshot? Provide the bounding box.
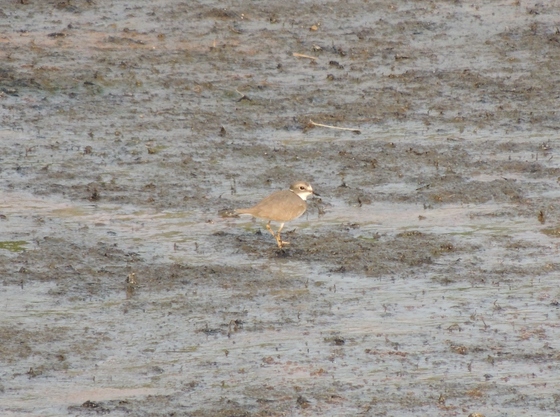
[235,88,251,102]
[308,119,361,134]
[293,52,318,60]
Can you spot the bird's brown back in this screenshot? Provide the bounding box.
[236,189,307,222]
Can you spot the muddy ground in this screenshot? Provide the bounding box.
[1,0,560,416]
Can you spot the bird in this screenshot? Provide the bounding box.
[235,181,319,248]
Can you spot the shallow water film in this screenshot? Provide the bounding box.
[1,1,560,416]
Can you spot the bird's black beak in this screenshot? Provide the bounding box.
[313,191,320,197]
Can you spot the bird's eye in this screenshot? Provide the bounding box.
[300,186,305,190]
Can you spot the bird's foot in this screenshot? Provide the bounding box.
[275,235,290,249]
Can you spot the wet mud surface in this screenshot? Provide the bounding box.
[1,0,560,416]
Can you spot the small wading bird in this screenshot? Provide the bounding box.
[235,181,319,249]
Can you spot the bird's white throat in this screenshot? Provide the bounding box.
[296,191,313,201]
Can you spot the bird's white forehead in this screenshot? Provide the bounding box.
[289,181,314,200]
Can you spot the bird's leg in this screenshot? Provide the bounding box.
[275,223,290,248]
[266,222,289,248]
[265,221,276,238]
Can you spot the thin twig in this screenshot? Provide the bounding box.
[293,52,317,60]
[235,88,251,102]
[309,119,361,134]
